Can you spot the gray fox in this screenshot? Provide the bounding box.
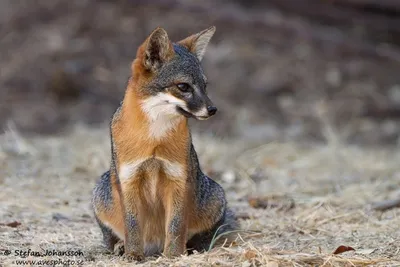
[91,26,238,261]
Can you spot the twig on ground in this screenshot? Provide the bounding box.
[371,198,400,211]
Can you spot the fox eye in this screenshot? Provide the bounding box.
[176,83,191,93]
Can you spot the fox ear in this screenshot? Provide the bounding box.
[178,26,216,61]
[143,27,173,71]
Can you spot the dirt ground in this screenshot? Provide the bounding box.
[1,0,400,266]
[0,124,399,266]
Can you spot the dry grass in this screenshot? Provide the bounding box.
[0,124,399,266]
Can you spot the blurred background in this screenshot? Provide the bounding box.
[1,0,400,145]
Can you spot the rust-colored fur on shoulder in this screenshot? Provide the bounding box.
[91,26,238,262]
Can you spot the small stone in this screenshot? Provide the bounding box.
[52,213,69,221]
[221,170,236,183]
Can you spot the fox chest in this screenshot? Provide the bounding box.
[119,158,186,187]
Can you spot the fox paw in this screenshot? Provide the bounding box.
[113,240,124,256]
[123,251,145,262]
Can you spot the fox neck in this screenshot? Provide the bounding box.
[121,82,190,144]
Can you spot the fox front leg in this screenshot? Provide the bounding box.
[123,211,145,261]
[163,180,188,258]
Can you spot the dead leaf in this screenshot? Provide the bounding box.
[236,212,251,220]
[0,221,21,227]
[230,241,238,247]
[332,245,355,254]
[263,158,278,167]
[244,250,257,260]
[74,166,88,173]
[248,195,295,210]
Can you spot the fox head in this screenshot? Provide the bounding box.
[132,26,217,121]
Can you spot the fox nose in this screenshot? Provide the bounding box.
[207,106,217,116]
